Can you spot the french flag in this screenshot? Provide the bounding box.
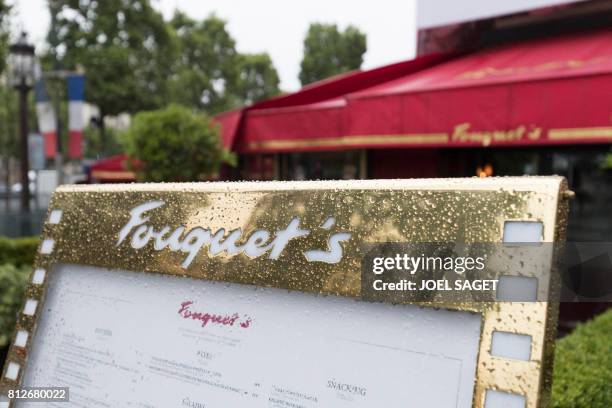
[67,74,85,159]
[34,80,57,158]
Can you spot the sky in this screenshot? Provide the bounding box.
[11,0,418,91]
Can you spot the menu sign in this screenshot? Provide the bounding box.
[20,264,481,408]
[1,178,570,408]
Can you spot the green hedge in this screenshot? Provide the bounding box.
[0,263,30,347]
[552,309,612,407]
[0,236,38,266]
[0,237,36,348]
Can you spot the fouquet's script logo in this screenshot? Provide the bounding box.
[178,300,252,329]
[117,201,352,268]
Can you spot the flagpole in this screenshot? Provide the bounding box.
[54,88,64,186]
[41,70,75,187]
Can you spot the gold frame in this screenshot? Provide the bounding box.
[0,177,570,407]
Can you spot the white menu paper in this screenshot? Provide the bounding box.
[19,264,482,407]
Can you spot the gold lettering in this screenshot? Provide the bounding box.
[528,126,542,140]
[452,124,536,145]
[452,123,471,142]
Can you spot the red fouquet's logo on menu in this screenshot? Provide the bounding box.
[178,301,252,329]
[117,201,352,268]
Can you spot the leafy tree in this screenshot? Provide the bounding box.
[122,104,235,182]
[44,3,282,163]
[299,23,366,86]
[168,12,280,112]
[46,0,176,149]
[84,124,123,159]
[0,0,10,74]
[0,0,14,196]
[167,12,238,113]
[0,85,17,213]
[235,53,280,105]
[0,86,17,157]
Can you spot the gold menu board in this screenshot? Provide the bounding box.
[1,177,570,407]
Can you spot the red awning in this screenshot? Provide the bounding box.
[225,29,612,152]
[89,154,136,182]
[213,109,244,150]
[219,53,453,152]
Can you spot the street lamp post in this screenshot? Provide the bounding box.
[8,32,36,212]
